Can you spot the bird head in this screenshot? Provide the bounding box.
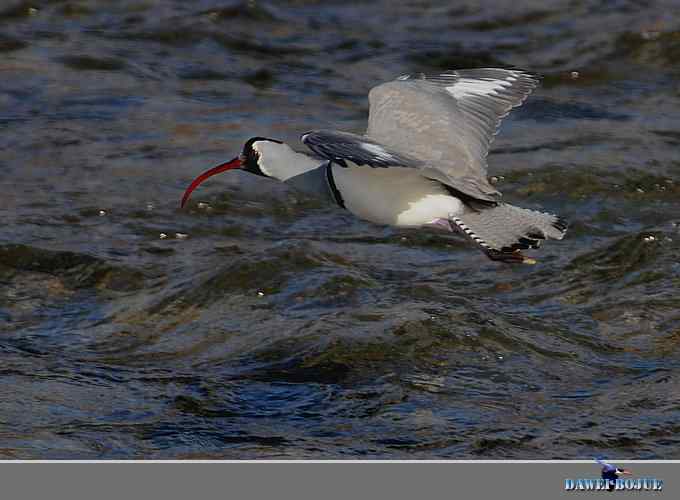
[180,137,287,208]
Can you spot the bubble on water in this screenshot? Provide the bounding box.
[636,187,645,193]
[643,235,656,242]
[98,210,106,216]
[570,71,579,79]
[159,233,168,239]
[146,202,154,211]
[175,233,188,240]
[197,202,210,209]
[257,291,265,297]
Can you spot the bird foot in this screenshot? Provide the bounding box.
[485,249,536,265]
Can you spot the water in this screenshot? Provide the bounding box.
[1,0,680,459]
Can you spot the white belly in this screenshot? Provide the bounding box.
[331,164,464,227]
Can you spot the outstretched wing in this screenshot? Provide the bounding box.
[596,458,617,473]
[366,68,539,198]
[301,129,422,168]
[300,129,498,202]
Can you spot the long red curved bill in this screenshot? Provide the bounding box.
[180,157,241,208]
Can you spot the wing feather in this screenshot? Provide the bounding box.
[301,130,421,168]
[367,68,539,179]
[302,69,539,203]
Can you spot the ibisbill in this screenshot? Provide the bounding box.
[181,68,567,264]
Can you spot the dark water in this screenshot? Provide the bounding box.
[2,0,680,459]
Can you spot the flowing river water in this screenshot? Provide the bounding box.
[1,0,680,458]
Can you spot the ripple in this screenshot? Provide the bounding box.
[3,0,680,460]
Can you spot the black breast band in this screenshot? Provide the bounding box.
[325,161,346,209]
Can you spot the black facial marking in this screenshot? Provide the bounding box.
[241,137,283,178]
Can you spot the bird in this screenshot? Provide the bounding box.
[181,68,567,264]
[596,458,632,491]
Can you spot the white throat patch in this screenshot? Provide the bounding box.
[251,141,272,177]
[251,140,321,181]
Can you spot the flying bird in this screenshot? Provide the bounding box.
[596,458,632,491]
[181,68,567,263]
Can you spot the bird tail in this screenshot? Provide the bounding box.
[450,203,567,263]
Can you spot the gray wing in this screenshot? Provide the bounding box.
[301,129,498,203]
[301,129,423,168]
[596,459,617,473]
[366,68,539,201]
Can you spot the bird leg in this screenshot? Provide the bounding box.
[484,248,534,264]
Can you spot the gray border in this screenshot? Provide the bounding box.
[0,462,674,500]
